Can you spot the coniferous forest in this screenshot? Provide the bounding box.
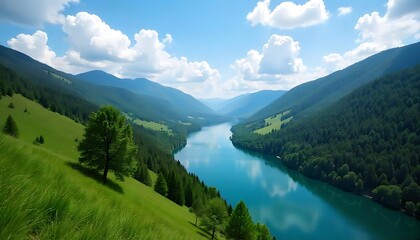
[232,65,420,215]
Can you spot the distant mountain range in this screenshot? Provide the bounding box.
[0,45,226,127]
[76,70,220,120]
[243,42,420,125]
[201,90,286,119]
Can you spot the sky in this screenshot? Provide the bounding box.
[0,0,419,99]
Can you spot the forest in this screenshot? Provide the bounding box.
[232,65,420,216]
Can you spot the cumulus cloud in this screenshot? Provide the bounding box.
[337,7,352,16]
[247,0,329,29]
[232,35,305,80]
[7,12,220,95]
[0,0,78,26]
[224,35,323,96]
[7,31,57,66]
[323,0,420,71]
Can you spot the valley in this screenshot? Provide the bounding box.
[1,28,420,240]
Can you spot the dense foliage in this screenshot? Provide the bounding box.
[232,65,420,215]
[0,64,97,123]
[78,106,137,183]
[226,201,255,240]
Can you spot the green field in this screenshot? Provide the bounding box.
[253,110,292,135]
[0,95,207,239]
[0,94,84,159]
[133,118,173,134]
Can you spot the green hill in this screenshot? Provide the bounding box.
[232,65,420,214]
[0,94,207,239]
[241,42,420,128]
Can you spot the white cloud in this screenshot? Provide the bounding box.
[7,31,57,66]
[247,0,329,29]
[323,0,420,71]
[337,7,352,16]
[260,35,305,75]
[63,12,135,61]
[231,35,305,81]
[0,0,78,26]
[7,12,220,97]
[224,35,324,96]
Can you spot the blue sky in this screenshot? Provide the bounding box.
[0,0,419,98]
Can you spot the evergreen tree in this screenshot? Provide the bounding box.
[154,172,168,197]
[8,102,14,109]
[255,223,272,240]
[3,115,18,137]
[39,135,44,144]
[185,184,194,207]
[141,165,152,186]
[77,106,137,183]
[226,201,255,240]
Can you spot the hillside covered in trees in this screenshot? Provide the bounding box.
[232,65,420,215]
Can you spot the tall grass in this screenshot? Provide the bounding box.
[0,134,202,240]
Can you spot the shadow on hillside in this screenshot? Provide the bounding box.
[188,221,211,239]
[66,162,124,194]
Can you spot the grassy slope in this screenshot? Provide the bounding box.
[254,110,292,135]
[0,95,206,239]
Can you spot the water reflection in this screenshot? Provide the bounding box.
[175,123,420,240]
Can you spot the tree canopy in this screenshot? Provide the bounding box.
[78,105,137,183]
[201,198,228,239]
[226,201,255,240]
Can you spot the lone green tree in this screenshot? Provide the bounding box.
[226,201,255,240]
[154,172,168,196]
[3,115,19,137]
[201,198,228,239]
[77,106,137,183]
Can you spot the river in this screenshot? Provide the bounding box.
[174,123,420,240]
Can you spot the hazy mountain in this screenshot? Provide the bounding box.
[243,42,420,125]
[76,70,222,121]
[200,98,227,111]
[216,90,286,119]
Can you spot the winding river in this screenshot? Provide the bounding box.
[174,123,420,240]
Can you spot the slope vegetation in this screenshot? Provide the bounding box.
[232,65,420,214]
[0,94,206,239]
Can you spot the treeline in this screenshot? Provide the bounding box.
[0,64,97,123]
[232,66,420,216]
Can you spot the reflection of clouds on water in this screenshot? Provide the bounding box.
[262,178,298,198]
[236,159,298,198]
[256,202,320,233]
[179,155,210,171]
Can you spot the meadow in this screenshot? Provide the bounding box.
[253,110,292,135]
[0,95,207,239]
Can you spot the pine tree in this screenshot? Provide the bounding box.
[39,135,44,144]
[185,184,194,207]
[3,115,19,137]
[226,201,255,240]
[154,172,168,197]
[8,102,14,109]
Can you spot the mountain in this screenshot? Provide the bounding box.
[232,64,420,215]
[76,70,222,121]
[216,90,286,119]
[200,98,227,111]
[0,45,226,128]
[242,42,420,126]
